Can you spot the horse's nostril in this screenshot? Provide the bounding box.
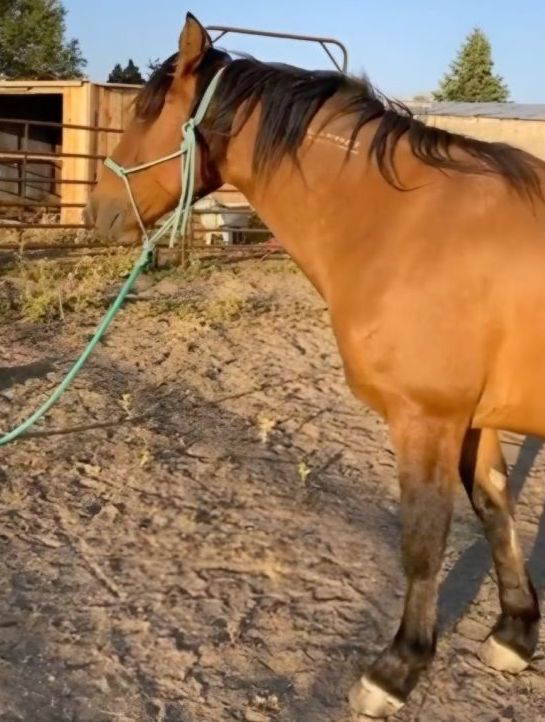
[108,210,122,234]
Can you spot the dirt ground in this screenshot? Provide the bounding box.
[1,259,545,722]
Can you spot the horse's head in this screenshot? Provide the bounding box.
[86,13,229,243]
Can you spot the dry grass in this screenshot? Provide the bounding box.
[2,249,138,322]
[0,249,226,324]
[0,214,95,248]
[0,244,291,325]
[142,293,273,327]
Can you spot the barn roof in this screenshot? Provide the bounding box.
[409,102,545,121]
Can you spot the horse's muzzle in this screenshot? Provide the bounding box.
[84,197,137,243]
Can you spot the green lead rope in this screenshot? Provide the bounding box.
[0,67,226,446]
[0,247,152,446]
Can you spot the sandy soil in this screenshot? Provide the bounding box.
[1,259,545,722]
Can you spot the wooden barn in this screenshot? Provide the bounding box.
[0,79,139,224]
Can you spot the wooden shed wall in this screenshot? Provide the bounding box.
[421,115,545,160]
[0,82,141,223]
[61,84,93,222]
[92,84,139,160]
[63,84,139,221]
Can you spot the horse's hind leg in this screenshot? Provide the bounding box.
[459,428,540,672]
[350,410,464,718]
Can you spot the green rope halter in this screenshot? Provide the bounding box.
[105,66,226,249]
[0,67,226,446]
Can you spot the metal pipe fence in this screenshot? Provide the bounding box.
[0,116,122,229]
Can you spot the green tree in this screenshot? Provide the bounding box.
[107,58,144,84]
[0,0,86,79]
[107,63,124,83]
[434,28,509,102]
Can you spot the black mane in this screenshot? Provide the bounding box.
[136,49,543,198]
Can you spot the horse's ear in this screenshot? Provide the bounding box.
[178,12,211,74]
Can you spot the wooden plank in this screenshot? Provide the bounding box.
[61,84,92,223]
[94,86,138,161]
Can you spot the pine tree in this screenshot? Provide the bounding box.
[434,28,509,102]
[0,0,86,79]
[122,59,143,84]
[107,63,124,83]
[107,58,144,84]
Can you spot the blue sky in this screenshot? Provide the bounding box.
[65,0,544,102]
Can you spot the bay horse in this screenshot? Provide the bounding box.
[87,13,545,718]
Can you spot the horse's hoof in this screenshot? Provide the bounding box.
[349,675,405,718]
[478,634,530,674]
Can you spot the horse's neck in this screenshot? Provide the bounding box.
[220,108,381,296]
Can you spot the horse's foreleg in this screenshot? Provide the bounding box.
[350,410,464,718]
